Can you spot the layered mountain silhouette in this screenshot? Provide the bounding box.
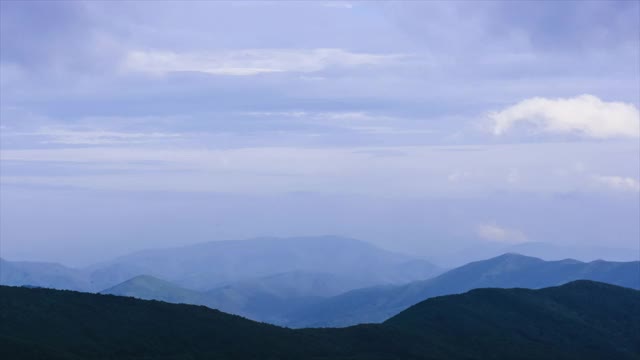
[441,241,640,267]
[1,281,638,359]
[0,258,89,291]
[285,253,640,327]
[1,236,440,293]
[4,237,638,329]
[99,253,639,327]
[101,272,332,324]
[90,236,440,291]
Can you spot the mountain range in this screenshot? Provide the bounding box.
[1,236,441,293]
[440,241,640,267]
[1,280,638,359]
[3,236,638,328]
[286,253,640,327]
[0,258,89,291]
[99,253,640,327]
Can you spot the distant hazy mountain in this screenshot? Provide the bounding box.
[102,271,353,324]
[88,236,440,291]
[439,241,639,267]
[286,253,640,327]
[2,281,638,359]
[0,258,89,291]
[100,275,210,305]
[507,242,640,262]
[209,270,361,298]
[1,236,440,295]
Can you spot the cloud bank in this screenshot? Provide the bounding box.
[489,95,640,138]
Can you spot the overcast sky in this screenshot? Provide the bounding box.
[1,1,638,266]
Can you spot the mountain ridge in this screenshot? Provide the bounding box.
[1,236,441,293]
[285,252,640,327]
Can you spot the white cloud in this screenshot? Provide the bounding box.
[593,175,640,193]
[489,94,640,138]
[476,223,527,244]
[123,49,404,76]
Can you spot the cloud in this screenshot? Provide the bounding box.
[593,175,640,193]
[123,49,404,76]
[1,142,637,195]
[506,168,519,184]
[27,128,183,145]
[241,110,435,135]
[321,2,354,9]
[489,95,640,138]
[447,171,471,182]
[476,223,527,244]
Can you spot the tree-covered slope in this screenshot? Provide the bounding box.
[1,281,638,359]
[384,281,640,359]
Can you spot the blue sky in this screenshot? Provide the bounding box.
[0,1,638,266]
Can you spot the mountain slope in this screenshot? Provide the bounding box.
[287,253,640,327]
[101,272,351,324]
[1,281,638,359]
[440,242,640,267]
[100,275,210,305]
[203,271,357,323]
[383,281,640,359]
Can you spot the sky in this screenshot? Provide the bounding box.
[0,0,639,267]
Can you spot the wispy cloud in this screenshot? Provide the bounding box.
[447,170,471,183]
[242,111,434,135]
[321,2,354,9]
[476,223,527,244]
[4,142,634,195]
[123,49,405,76]
[489,95,640,138]
[593,175,640,193]
[17,128,184,145]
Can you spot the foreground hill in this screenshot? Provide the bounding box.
[286,253,640,327]
[1,281,638,359]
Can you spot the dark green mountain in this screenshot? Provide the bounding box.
[1,281,638,359]
[286,253,640,327]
